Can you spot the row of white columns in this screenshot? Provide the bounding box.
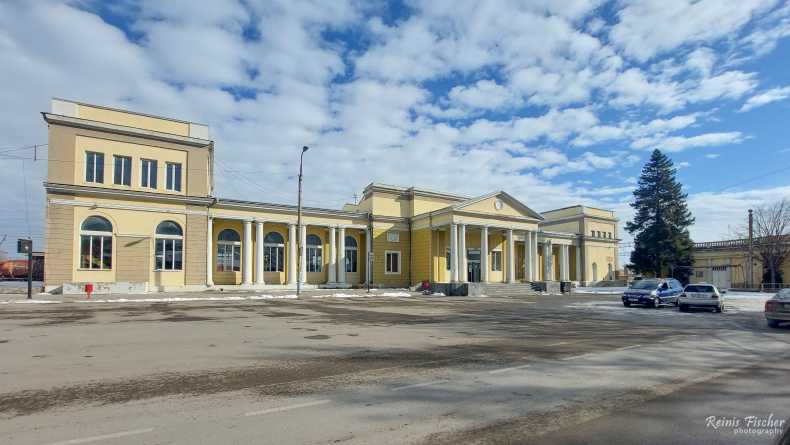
[206,218,370,287]
[447,223,578,283]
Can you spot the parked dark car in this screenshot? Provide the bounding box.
[766,288,790,328]
[622,278,683,308]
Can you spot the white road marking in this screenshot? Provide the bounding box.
[617,344,642,351]
[547,341,570,346]
[391,380,447,391]
[489,363,531,374]
[244,399,331,417]
[45,428,154,445]
[561,353,595,361]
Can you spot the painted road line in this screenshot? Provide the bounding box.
[616,344,642,351]
[45,428,154,445]
[489,363,531,374]
[547,341,570,346]
[244,399,331,417]
[391,380,448,391]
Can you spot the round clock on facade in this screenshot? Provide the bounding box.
[494,199,504,210]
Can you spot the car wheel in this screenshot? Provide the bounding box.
[623,301,631,307]
[767,319,781,328]
[679,304,686,312]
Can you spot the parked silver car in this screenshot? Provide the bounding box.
[678,283,725,313]
[766,288,790,328]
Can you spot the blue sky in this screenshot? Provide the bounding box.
[1,0,790,263]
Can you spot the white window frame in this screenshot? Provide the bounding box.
[85,151,104,183]
[113,155,131,186]
[154,224,183,271]
[491,250,502,272]
[386,231,400,243]
[384,250,401,275]
[306,235,323,273]
[165,162,182,192]
[140,158,157,189]
[264,233,285,272]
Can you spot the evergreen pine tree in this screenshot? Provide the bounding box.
[626,149,695,283]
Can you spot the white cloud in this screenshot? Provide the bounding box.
[447,80,517,110]
[631,132,746,152]
[610,0,779,61]
[705,153,720,159]
[739,86,790,111]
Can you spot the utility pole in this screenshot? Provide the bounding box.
[296,146,309,296]
[17,239,33,299]
[748,208,754,288]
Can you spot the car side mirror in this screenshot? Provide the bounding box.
[721,290,727,294]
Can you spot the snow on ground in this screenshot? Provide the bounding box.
[567,291,772,315]
[574,287,628,294]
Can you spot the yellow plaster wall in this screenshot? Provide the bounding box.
[411,195,457,216]
[462,196,528,219]
[541,220,580,234]
[77,103,190,136]
[371,228,410,286]
[585,243,617,281]
[411,228,431,285]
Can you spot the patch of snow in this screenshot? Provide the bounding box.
[430,292,445,296]
[575,287,628,294]
[0,299,61,304]
[377,292,412,297]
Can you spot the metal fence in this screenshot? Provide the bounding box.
[760,283,790,292]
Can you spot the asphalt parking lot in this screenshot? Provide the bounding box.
[0,291,788,444]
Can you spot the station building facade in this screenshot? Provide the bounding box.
[42,99,620,293]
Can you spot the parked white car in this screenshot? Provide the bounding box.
[678,283,725,313]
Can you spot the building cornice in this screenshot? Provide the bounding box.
[42,113,212,148]
[540,213,619,225]
[214,198,369,220]
[44,182,215,205]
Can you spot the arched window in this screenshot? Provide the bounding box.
[345,235,358,273]
[306,234,323,272]
[80,216,112,270]
[155,221,183,271]
[592,262,598,281]
[264,231,285,272]
[217,229,241,272]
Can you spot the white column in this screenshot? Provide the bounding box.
[559,244,568,281]
[206,217,213,286]
[449,224,458,282]
[288,223,297,285]
[532,232,539,280]
[575,245,582,282]
[328,226,337,283]
[243,220,253,285]
[299,224,307,283]
[365,227,372,284]
[481,226,489,283]
[338,227,346,284]
[524,231,532,281]
[564,245,571,281]
[507,228,515,283]
[543,241,552,281]
[255,221,264,285]
[458,224,467,282]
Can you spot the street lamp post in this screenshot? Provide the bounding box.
[296,146,309,296]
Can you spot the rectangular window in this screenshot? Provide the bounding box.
[386,231,400,243]
[307,246,323,272]
[264,246,284,272]
[345,249,358,273]
[85,152,104,183]
[217,244,240,272]
[166,162,182,191]
[80,234,112,269]
[385,251,401,274]
[113,155,131,186]
[491,251,502,272]
[155,239,183,271]
[141,159,157,189]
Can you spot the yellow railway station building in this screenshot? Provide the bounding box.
[41,99,620,294]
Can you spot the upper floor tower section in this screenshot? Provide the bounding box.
[42,98,214,198]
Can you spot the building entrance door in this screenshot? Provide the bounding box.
[468,248,481,282]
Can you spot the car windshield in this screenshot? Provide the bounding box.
[630,280,659,290]
[685,285,714,293]
[777,288,790,300]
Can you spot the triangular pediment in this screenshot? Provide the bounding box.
[451,191,544,220]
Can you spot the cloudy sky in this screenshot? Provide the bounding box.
[1,0,790,263]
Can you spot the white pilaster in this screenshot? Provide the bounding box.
[543,241,552,281]
[575,245,582,282]
[564,245,571,281]
[532,232,539,280]
[328,226,337,283]
[299,224,307,283]
[481,226,489,283]
[450,224,458,282]
[458,224,467,282]
[507,228,515,283]
[338,227,346,284]
[206,217,213,286]
[524,231,532,281]
[288,223,297,285]
[559,244,568,281]
[243,220,253,285]
[255,221,264,285]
